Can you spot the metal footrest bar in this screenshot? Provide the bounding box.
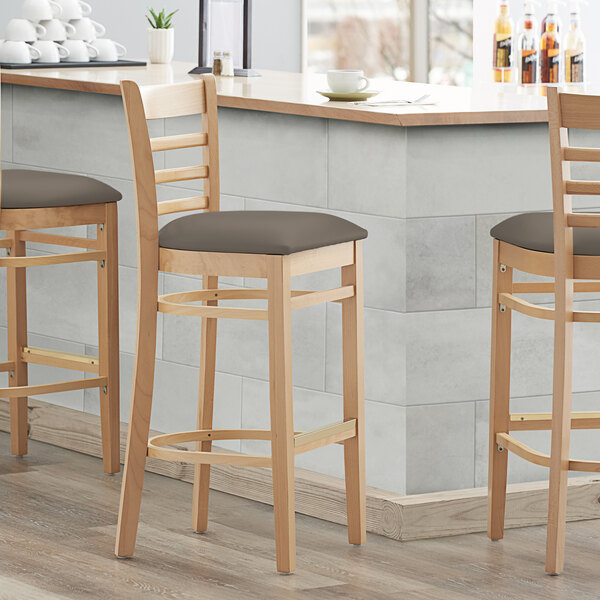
[510,412,600,431]
[0,376,107,398]
[22,346,100,374]
[496,432,600,472]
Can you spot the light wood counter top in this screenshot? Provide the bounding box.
[1,61,550,127]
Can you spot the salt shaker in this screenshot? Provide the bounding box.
[221,51,234,77]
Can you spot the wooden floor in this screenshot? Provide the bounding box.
[1,433,599,600]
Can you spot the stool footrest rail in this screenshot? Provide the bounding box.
[496,432,600,472]
[0,376,107,398]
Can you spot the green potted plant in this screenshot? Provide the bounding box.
[146,8,178,64]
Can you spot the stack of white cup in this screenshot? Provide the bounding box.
[0,0,127,65]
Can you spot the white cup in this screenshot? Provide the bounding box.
[56,0,91,21]
[90,39,126,62]
[68,18,106,41]
[22,0,62,22]
[31,39,69,62]
[327,69,369,94]
[5,19,47,42]
[39,19,76,41]
[61,39,97,61]
[0,40,42,63]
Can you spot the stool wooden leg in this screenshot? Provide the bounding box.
[546,279,574,575]
[192,274,218,533]
[98,203,121,474]
[488,240,513,541]
[7,231,29,457]
[341,241,366,545]
[268,256,296,574]
[115,256,159,558]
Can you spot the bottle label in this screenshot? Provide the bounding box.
[520,49,538,84]
[542,48,560,83]
[566,52,584,83]
[494,33,512,68]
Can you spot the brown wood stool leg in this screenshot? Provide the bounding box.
[546,279,574,575]
[341,241,366,545]
[487,240,513,541]
[115,253,159,558]
[97,203,121,474]
[268,256,296,574]
[192,274,218,533]
[7,231,29,457]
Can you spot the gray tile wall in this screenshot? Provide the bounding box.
[4,84,600,496]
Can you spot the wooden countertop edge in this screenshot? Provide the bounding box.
[2,71,550,126]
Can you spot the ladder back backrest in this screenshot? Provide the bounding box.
[120,76,220,252]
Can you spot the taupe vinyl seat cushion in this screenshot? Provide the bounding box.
[491,211,600,256]
[159,211,368,255]
[1,169,121,209]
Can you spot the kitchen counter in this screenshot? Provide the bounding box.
[1,61,549,127]
[5,62,599,499]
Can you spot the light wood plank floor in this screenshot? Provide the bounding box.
[1,433,599,600]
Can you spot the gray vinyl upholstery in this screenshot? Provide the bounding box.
[491,211,600,256]
[1,169,121,209]
[159,211,368,255]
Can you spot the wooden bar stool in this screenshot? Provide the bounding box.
[115,75,367,573]
[488,88,600,574]
[0,171,121,474]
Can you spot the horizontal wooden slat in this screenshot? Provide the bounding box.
[0,250,105,268]
[0,361,15,373]
[566,212,600,228]
[512,281,600,294]
[157,196,209,216]
[158,299,268,320]
[565,180,600,195]
[140,80,206,120]
[510,412,600,431]
[155,165,208,184]
[498,293,555,320]
[294,420,356,455]
[0,376,107,398]
[20,231,100,249]
[150,132,208,152]
[560,93,600,130]
[22,346,99,375]
[290,286,354,310]
[563,147,600,162]
[0,239,12,249]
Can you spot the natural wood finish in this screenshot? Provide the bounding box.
[294,420,356,455]
[0,361,15,372]
[0,203,106,230]
[0,249,105,268]
[510,412,600,431]
[154,165,208,185]
[496,433,550,468]
[7,230,28,457]
[289,285,354,310]
[21,346,100,374]
[512,281,600,293]
[564,180,600,195]
[562,146,600,162]
[566,212,600,228]
[157,196,209,216]
[488,240,513,542]
[150,132,208,152]
[1,63,550,127]
[558,91,600,130]
[498,292,554,320]
[19,230,100,249]
[140,80,207,120]
[0,376,107,398]
[6,400,600,549]
[192,274,218,534]
[289,241,355,276]
[157,298,268,320]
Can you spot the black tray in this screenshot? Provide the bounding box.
[0,59,147,69]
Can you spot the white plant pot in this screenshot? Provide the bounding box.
[148,28,174,64]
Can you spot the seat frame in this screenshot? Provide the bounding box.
[115,76,366,573]
[488,88,600,574]
[0,199,121,474]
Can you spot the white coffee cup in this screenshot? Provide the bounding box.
[0,40,42,63]
[68,18,106,41]
[5,19,47,42]
[32,39,69,62]
[90,39,126,62]
[61,39,97,61]
[56,0,91,21]
[327,69,369,94]
[22,0,62,22]
[39,19,76,41]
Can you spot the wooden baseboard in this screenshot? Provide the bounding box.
[1,397,600,541]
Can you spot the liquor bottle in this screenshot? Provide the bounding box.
[493,1,513,82]
[518,2,539,84]
[564,0,585,83]
[541,0,562,35]
[541,14,561,83]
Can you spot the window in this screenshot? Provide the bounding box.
[305,0,473,86]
